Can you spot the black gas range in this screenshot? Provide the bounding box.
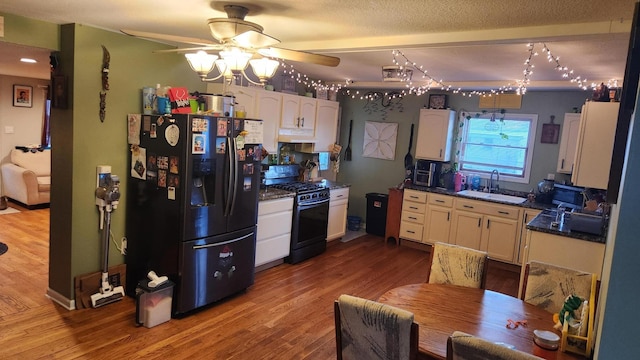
[264,165,330,264]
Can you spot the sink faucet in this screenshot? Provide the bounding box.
[489,169,500,193]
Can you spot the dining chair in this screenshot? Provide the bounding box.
[520,261,598,357]
[446,331,544,360]
[334,294,419,360]
[425,242,488,289]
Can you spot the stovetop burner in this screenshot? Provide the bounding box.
[271,182,324,193]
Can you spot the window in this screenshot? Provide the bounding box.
[457,113,537,184]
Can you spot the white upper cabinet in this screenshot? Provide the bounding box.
[556,113,581,174]
[572,101,620,190]
[281,93,316,130]
[313,100,340,152]
[415,109,456,161]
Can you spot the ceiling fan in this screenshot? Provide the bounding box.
[121,4,340,67]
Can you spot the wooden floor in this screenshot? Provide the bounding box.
[0,204,519,359]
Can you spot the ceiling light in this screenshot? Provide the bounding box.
[20,58,37,63]
[382,65,412,82]
[185,48,279,86]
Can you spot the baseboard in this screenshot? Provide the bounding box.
[46,287,76,310]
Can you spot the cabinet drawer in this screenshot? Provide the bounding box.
[257,211,293,240]
[455,198,488,213]
[429,193,453,207]
[484,203,520,220]
[255,233,291,267]
[400,221,423,241]
[401,211,425,224]
[402,201,426,214]
[330,187,349,201]
[403,189,427,203]
[258,197,294,215]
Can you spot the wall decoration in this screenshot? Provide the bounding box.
[541,115,560,144]
[13,85,33,108]
[362,121,398,160]
[428,94,447,109]
[51,75,67,109]
[99,45,110,122]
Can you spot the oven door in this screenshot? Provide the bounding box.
[292,198,329,249]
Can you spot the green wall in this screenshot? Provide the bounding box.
[336,90,591,221]
[48,24,205,299]
[0,12,59,50]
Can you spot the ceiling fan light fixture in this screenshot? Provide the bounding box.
[249,58,280,84]
[185,51,218,78]
[220,48,252,71]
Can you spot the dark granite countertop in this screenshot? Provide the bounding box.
[526,209,607,244]
[404,184,553,210]
[258,180,350,201]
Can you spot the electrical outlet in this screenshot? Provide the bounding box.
[121,237,127,255]
[109,273,121,287]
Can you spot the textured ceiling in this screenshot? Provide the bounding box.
[0,0,637,90]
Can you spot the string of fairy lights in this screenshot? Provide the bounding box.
[277,42,618,102]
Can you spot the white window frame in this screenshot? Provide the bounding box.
[456,112,538,184]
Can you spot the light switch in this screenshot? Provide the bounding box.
[4,126,14,134]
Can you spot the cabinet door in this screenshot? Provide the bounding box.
[256,91,282,154]
[450,210,482,249]
[424,205,451,244]
[415,109,455,161]
[281,93,301,129]
[518,209,540,264]
[314,100,339,152]
[299,97,317,130]
[481,215,518,262]
[556,113,581,174]
[327,188,349,241]
[572,102,620,189]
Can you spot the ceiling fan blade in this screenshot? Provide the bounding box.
[258,47,340,67]
[153,46,223,54]
[121,29,219,47]
[232,30,280,49]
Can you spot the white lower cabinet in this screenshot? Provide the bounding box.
[424,194,453,244]
[449,198,521,263]
[256,197,294,267]
[399,189,428,243]
[327,187,349,241]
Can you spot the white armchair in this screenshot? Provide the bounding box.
[1,148,51,207]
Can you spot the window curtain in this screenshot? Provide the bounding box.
[41,87,51,147]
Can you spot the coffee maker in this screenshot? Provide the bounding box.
[414,160,441,187]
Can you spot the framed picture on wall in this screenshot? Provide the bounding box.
[13,84,33,108]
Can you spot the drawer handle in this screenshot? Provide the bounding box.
[409,196,419,199]
[447,212,450,221]
[407,230,415,234]
[409,206,418,210]
[487,219,490,229]
[435,199,445,203]
[464,205,474,209]
[477,218,481,227]
[409,216,417,220]
[498,211,510,215]
[336,195,344,198]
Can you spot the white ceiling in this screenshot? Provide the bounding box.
[0,0,637,91]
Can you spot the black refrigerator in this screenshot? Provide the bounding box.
[125,113,263,315]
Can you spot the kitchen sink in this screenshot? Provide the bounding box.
[456,190,527,204]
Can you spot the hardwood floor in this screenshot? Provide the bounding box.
[0,205,519,359]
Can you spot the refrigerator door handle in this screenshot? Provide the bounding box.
[229,137,239,215]
[192,232,255,249]
[224,135,234,216]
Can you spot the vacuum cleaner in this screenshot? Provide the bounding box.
[91,168,125,308]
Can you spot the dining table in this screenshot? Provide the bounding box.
[378,283,585,360]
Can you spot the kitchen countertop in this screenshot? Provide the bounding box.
[258,180,350,201]
[526,209,607,244]
[404,184,553,210]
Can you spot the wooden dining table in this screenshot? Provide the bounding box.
[378,283,584,360]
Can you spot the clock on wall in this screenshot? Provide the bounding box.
[428,94,447,109]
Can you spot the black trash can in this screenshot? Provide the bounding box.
[366,192,388,236]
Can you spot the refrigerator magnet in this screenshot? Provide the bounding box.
[217,119,227,136]
[157,116,165,126]
[167,186,176,200]
[130,146,146,180]
[237,149,246,161]
[236,135,245,149]
[243,163,254,175]
[243,177,252,191]
[192,118,208,132]
[193,134,206,154]
[215,138,226,154]
[169,156,179,174]
[234,119,241,131]
[157,156,168,170]
[168,174,179,188]
[127,114,141,145]
[165,124,179,146]
[158,169,167,187]
[150,123,157,138]
[147,153,157,171]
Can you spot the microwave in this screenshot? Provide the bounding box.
[414,160,441,187]
[552,184,585,210]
